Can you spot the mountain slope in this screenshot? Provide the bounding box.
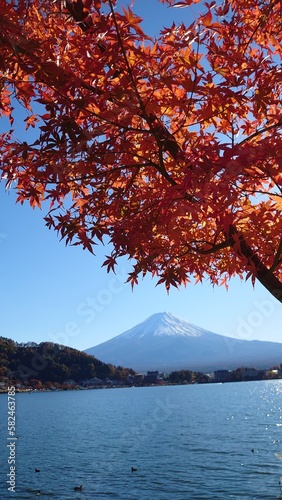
[0,337,135,384]
[85,312,282,373]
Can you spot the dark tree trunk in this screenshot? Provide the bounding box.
[229,225,282,303]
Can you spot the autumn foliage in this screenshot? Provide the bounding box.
[1,0,282,300]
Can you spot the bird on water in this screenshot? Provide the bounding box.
[74,485,83,491]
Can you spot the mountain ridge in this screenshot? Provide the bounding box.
[116,312,207,339]
[85,312,282,373]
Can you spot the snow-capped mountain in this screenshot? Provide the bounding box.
[112,312,204,340]
[85,312,282,373]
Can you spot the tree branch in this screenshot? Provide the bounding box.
[238,119,282,147]
[269,236,282,273]
[228,225,282,303]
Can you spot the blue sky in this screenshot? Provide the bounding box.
[1,0,281,351]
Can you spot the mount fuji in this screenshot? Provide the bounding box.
[85,312,282,373]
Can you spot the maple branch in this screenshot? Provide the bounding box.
[242,0,281,52]
[108,1,146,112]
[65,0,181,185]
[177,234,233,258]
[192,239,232,255]
[238,119,282,147]
[186,25,201,119]
[269,236,282,273]
[43,163,149,186]
[65,0,94,32]
[3,0,282,302]
[156,147,177,186]
[228,225,282,303]
[63,0,196,202]
[108,0,183,185]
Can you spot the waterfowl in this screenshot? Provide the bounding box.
[35,468,40,473]
[74,485,83,491]
[131,467,137,473]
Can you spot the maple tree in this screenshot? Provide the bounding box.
[1,0,282,301]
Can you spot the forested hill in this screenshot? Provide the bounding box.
[0,337,135,385]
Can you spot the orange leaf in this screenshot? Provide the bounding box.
[202,10,212,26]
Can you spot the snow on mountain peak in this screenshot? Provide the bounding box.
[119,312,205,339]
[86,311,282,373]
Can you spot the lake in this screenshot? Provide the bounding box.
[0,381,282,499]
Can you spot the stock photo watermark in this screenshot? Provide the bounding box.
[49,266,127,346]
[6,386,17,493]
[14,266,128,382]
[225,292,281,353]
[236,299,275,340]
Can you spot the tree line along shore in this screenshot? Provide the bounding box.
[1,337,281,393]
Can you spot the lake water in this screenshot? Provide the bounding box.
[1,381,282,499]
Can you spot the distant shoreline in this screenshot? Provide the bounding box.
[1,376,281,395]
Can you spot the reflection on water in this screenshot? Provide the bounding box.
[0,380,282,499]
